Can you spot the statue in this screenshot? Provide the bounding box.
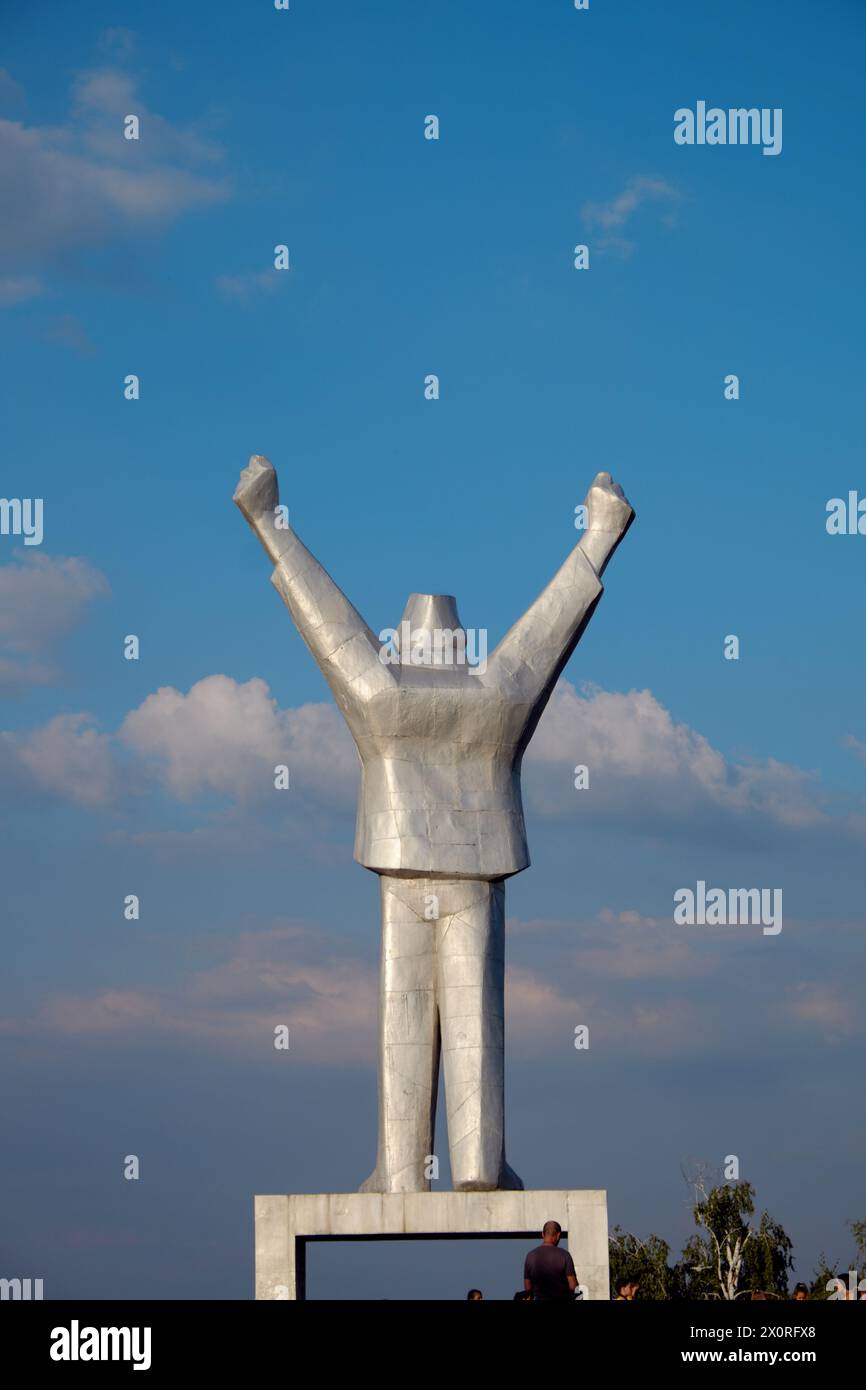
[234,456,634,1193]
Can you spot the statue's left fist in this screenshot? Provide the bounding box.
[234,455,279,523]
[584,471,634,535]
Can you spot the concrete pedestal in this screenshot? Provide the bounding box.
[254,1189,609,1300]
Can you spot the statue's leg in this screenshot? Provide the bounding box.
[359,875,439,1193]
[436,878,523,1192]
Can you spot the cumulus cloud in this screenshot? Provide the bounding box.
[0,552,109,695]
[70,67,223,167]
[117,675,830,839]
[0,673,358,814]
[12,713,117,806]
[524,680,826,837]
[0,671,853,850]
[0,63,228,299]
[119,674,357,805]
[0,117,226,263]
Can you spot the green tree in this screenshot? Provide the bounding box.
[810,1252,837,1300]
[810,1220,866,1299]
[678,1169,793,1299]
[849,1219,866,1267]
[608,1227,680,1300]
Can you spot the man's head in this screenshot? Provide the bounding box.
[467,1288,483,1301]
[792,1283,809,1301]
[542,1220,562,1246]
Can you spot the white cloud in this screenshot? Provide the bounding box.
[525,680,826,833]
[13,713,116,806]
[0,65,229,297]
[0,671,848,850]
[505,961,706,1057]
[582,175,680,231]
[119,674,357,805]
[784,982,860,1040]
[509,908,713,984]
[3,910,859,1066]
[71,67,223,167]
[5,925,379,1063]
[0,553,109,695]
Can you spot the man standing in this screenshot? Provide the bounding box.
[524,1221,579,1301]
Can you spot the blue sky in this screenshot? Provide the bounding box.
[1,0,864,1299]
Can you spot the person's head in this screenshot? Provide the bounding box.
[627,1279,640,1299]
[615,1276,631,1297]
[542,1220,562,1246]
[750,1290,768,1301]
[792,1283,809,1301]
[466,1288,483,1301]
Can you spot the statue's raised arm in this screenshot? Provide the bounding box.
[487,471,634,703]
[233,455,389,714]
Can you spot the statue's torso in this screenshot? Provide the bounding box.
[351,665,532,880]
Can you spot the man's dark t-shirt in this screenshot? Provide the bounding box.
[524,1244,576,1301]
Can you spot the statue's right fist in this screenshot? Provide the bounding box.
[234,454,278,523]
[584,471,634,536]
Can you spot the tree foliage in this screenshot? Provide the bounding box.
[677,1171,793,1299]
[608,1226,681,1300]
[609,1169,853,1299]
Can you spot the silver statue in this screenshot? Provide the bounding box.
[234,456,634,1193]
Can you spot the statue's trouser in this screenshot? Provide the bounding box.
[360,874,522,1194]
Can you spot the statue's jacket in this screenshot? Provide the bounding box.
[270,529,604,882]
